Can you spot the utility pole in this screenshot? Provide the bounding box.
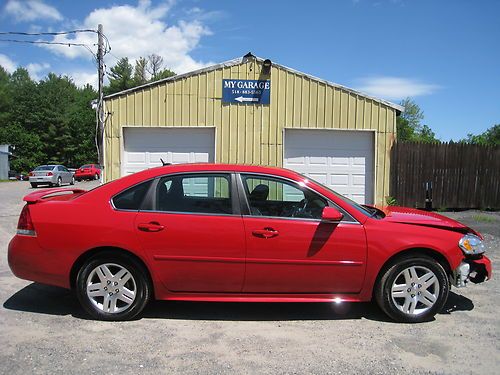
[97,24,105,183]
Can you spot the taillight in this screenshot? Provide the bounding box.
[17,205,36,236]
[46,172,53,176]
[28,172,33,176]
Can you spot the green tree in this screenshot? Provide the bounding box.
[106,57,133,95]
[133,57,148,86]
[396,97,438,143]
[461,124,500,146]
[154,68,176,81]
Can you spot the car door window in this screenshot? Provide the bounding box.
[156,174,232,215]
[241,175,327,219]
[112,181,152,210]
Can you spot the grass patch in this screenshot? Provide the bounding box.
[472,214,496,223]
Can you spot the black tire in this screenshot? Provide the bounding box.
[56,177,62,187]
[30,183,37,188]
[70,176,75,185]
[76,252,151,321]
[94,173,99,180]
[374,255,449,323]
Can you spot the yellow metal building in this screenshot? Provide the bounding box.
[103,54,402,205]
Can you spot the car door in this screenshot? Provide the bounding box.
[133,173,246,293]
[61,166,71,183]
[239,173,367,294]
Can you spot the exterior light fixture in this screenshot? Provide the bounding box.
[262,59,272,75]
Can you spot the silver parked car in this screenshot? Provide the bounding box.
[29,165,75,188]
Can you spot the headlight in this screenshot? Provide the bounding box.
[459,234,485,255]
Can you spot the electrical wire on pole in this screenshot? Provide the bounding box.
[0,27,110,181]
[97,24,105,184]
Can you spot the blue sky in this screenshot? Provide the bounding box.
[0,0,498,141]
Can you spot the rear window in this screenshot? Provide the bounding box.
[112,181,152,210]
[34,165,54,171]
[81,165,92,169]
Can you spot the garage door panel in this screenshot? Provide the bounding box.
[123,128,215,176]
[284,130,374,204]
[126,152,147,164]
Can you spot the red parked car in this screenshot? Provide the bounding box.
[74,164,100,181]
[8,164,491,322]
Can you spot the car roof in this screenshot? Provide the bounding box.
[129,163,301,180]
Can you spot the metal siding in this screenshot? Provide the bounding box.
[104,60,397,204]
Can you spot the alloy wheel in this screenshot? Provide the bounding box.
[390,265,439,315]
[85,263,137,314]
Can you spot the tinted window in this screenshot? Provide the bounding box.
[113,181,152,210]
[34,165,54,171]
[242,175,327,219]
[156,174,232,214]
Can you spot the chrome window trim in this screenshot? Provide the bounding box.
[110,169,361,224]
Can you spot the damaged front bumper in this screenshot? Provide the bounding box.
[452,256,492,288]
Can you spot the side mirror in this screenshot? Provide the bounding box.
[321,206,344,223]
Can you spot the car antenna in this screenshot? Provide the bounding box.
[160,158,171,166]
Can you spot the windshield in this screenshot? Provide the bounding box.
[301,173,374,217]
[34,165,55,171]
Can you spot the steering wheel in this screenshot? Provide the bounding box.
[291,198,309,218]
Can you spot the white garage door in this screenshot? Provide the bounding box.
[284,129,374,204]
[123,127,215,176]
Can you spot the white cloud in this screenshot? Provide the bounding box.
[26,62,50,81]
[355,76,440,100]
[4,0,63,22]
[0,54,17,72]
[43,0,214,74]
[69,70,98,88]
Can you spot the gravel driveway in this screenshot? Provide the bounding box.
[0,180,499,374]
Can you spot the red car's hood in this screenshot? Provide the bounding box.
[377,206,481,237]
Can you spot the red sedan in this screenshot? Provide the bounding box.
[8,164,491,322]
[74,164,101,181]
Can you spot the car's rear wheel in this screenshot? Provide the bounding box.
[30,183,37,188]
[56,177,62,187]
[70,176,75,185]
[94,173,99,180]
[375,255,449,323]
[76,252,151,321]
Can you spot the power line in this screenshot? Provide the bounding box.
[0,38,94,48]
[0,29,97,36]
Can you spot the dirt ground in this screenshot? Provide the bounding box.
[0,180,499,374]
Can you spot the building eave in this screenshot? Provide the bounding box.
[104,55,404,113]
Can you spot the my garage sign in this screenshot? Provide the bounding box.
[222,79,271,104]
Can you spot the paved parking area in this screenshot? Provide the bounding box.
[0,180,499,374]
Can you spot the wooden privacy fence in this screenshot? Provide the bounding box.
[390,142,500,209]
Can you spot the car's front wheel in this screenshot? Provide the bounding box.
[375,255,449,323]
[76,252,151,321]
[30,183,37,188]
[70,176,75,185]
